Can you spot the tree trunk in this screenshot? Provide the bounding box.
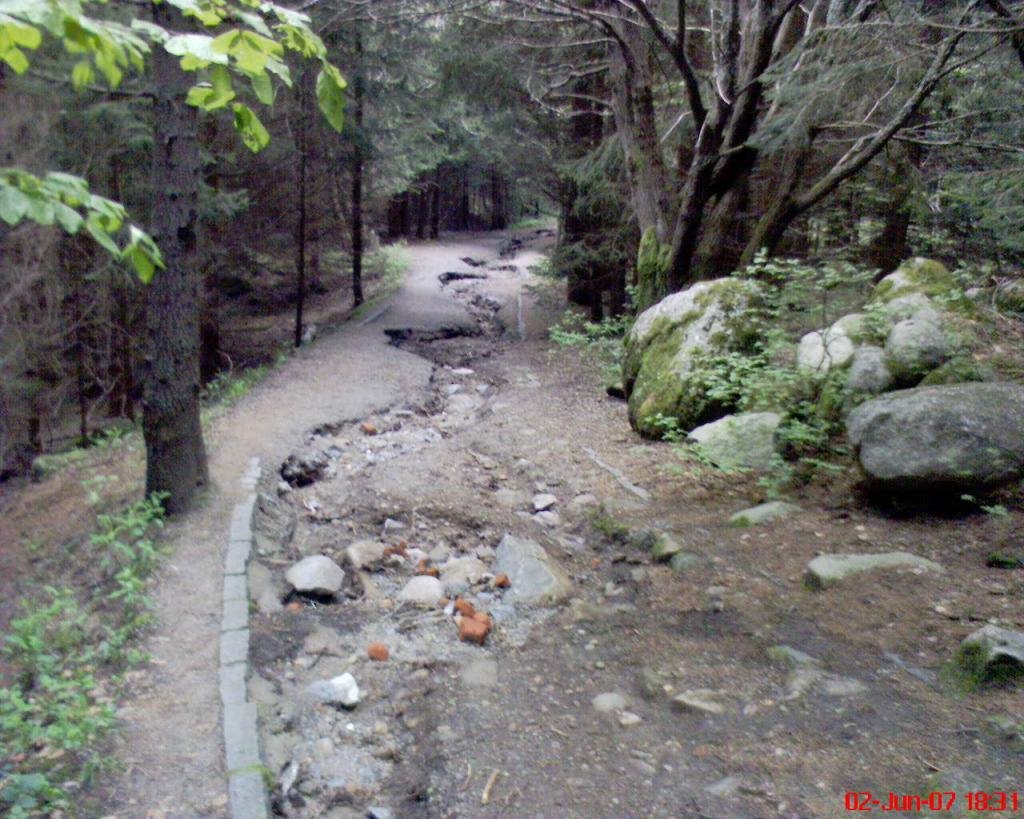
[294,72,309,348]
[429,169,441,239]
[351,24,365,306]
[415,188,428,239]
[144,0,208,513]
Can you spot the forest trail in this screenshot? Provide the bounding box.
[102,236,504,815]
[104,232,1023,819]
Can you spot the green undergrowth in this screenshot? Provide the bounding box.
[549,308,634,388]
[0,494,167,816]
[351,243,412,321]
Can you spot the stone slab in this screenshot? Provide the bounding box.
[220,628,249,666]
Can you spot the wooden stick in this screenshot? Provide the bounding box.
[481,768,501,805]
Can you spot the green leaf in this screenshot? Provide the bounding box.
[186,64,235,110]
[71,59,94,89]
[164,33,228,69]
[0,184,30,224]
[231,102,270,152]
[123,225,163,283]
[84,216,120,256]
[54,202,84,233]
[1,44,28,73]
[315,63,346,132]
[250,71,274,105]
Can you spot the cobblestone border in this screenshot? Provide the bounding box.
[221,457,268,818]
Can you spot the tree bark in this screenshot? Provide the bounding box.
[294,71,309,348]
[144,0,208,512]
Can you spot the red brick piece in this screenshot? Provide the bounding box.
[367,642,389,662]
[459,615,491,645]
[453,598,477,617]
[493,573,511,589]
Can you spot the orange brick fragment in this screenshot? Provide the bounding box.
[493,573,511,589]
[459,614,491,645]
[453,598,477,617]
[367,642,389,662]
[471,611,493,630]
[286,601,303,613]
[360,421,379,435]
[416,558,439,578]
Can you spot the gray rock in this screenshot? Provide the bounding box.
[592,692,628,713]
[398,575,444,606]
[306,672,360,708]
[705,776,742,797]
[766,645,820,668]
[960,625,1024,675]
[493,534,574,605]
[797,327,855,373]
[885,316,953,382]
[532,493,558,511]
[823,676,868,697]
[568,493,599,512]
[847,383,1024,492]
[881,292,942,324]
[687,412,781,471]
[286,555,345,595]
[532,510,561,528]
[671,690,725,715]
[345,540,387,571]
[440,556,488,592]
[618,711,642,728]
[831,313,868,342]
[728,501,800,528]
[872,258,957,303]
[669,552,703,574]
[847,345,894,394]
[805,551,944,590]
[651,533,684,562]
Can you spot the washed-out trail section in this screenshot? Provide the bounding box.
[104,236,504,816]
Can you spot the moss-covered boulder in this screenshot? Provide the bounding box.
[846,382,1024,493]
[623,278,762,436]
[870,257,957,304]
[884,315,954,383]
[918,356,995,386]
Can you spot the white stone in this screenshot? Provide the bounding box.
[398,575,444,606]
[345,540,387,570]
[532,493,558,511]
[285,555,345,595]
[592,692,628,713]
[797,327,855,373]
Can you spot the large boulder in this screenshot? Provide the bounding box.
[623,279,762,435]
[846,383,1024,493]
[847,345,894,394]
[797,326,855,373]
[871,258,958,304]
[884,316,953,383]
[686,412,781,471]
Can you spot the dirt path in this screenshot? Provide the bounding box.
[103,237,502,816]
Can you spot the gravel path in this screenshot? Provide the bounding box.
[105,237,497,816]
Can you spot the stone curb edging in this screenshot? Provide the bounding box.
[220,457,269,818]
